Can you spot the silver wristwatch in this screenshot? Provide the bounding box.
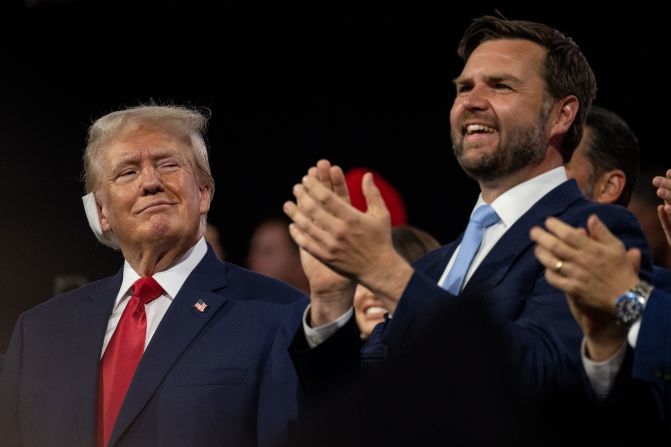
[614,280,654,327]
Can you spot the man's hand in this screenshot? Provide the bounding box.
[530,215,641,360]
[653,168,671,247]
[284,160,413,317]
[286,160,356,326]
[530,215,640,312]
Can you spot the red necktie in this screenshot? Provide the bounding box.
[98,276,164,447]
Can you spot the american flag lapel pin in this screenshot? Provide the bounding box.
[194,299,209,313]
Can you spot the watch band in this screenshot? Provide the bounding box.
[630,279,653,300]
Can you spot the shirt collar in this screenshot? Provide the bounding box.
[473,166,567,228]
[114,237,209,309]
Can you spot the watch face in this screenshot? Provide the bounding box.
[615,291,644,326]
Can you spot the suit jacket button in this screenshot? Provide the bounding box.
[655,369,664,378]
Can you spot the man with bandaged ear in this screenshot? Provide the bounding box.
[0,105,307,447]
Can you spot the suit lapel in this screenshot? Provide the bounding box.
[70,271,122,447]
[109,250,228,446]
[462,180,582,297]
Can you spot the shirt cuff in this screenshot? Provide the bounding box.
[302,305,354,349]
[581,337,627,401]
[627,319,641,348]
[627,289,650,347]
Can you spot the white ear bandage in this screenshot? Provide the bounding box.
[82,192,105,242]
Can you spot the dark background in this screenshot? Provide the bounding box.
[0,1,667,350]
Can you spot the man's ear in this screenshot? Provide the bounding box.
[549,96,579,139]
[594,170,626,205]
[199,184,212,215]
[99,197,112,233]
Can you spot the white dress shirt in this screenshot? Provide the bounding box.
[100,237,208,357]
[304,167,569,347]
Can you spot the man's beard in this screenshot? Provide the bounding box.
[452,102,551,183]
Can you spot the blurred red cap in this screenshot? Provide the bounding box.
[344,167,408,227]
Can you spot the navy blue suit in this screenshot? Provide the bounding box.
[653,266,671,293]
[593,271,671,444]
[619,267,671,434]
[629,267,671,394]
[0,248,307,447]
[292,180,652,403]
[634,287,671,384]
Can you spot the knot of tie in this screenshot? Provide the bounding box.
[470,204,500,229]
[131,276,164,305]
[440,204,500,295]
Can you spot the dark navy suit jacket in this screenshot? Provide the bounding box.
[613,267,671,387]
[0,248,308,447]
[585,268,671,443]
[621,267,671,429]
[292,180,652,402]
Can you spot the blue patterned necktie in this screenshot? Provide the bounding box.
[440,204,500,295]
